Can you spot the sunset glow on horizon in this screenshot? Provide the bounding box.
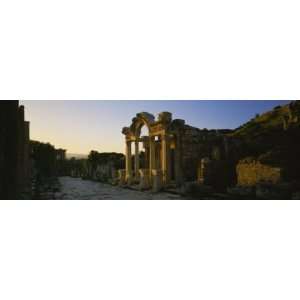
[21,100,289,155]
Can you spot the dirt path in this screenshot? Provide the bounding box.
[55,176,181,200]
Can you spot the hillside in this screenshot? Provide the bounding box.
[227,100,300,179]
[231,101,299,137]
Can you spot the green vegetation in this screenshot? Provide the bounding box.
[87,151,125,173]
[30,140,57,178]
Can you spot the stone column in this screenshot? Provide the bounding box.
[139,169,150,190]
[152,169,163,192]
[161,134,171,184]
[125,141,132,184]
[144,146,149,168]
[149,136,156,181]
[142,137,149,169]
[134,140,139,180]
[118,169,126,186]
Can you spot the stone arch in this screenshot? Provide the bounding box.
[121,111,184,189]
[129,112,155,138]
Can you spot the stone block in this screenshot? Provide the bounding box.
[237,159,282,186]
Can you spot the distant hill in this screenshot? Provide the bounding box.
[231,101,300,138]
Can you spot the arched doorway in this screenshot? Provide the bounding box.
[121,112,184,189]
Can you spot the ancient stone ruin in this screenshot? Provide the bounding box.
[0,101,31,199]
[118,104,300,198]
[236,158,282,186]
[2,101,299,199]
[0,101,69,199]
[119,111,234,192]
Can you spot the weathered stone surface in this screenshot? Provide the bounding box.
[118,169,126,186]
[55,176,181,200]
[152,169,163,192]
[197,157,211,184]
[119,102,300,196]
[121,111,234,191]
[237,159,281,186]
[139,169,150,190]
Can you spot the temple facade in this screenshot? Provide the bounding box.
[119,111,233,191]
[121,112,185,190]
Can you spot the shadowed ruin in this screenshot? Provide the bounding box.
[1,100,300,199]
[119,111,235,192]
[117,102,300,198]
[0,101,30,199]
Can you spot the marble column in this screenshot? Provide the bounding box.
[139,169,150,190]
[152,169,163,192]
[144,145,149,169]
[125,141,132,184]
[161,134,171,184]
[134,140,139,180]
[149,136,156,181]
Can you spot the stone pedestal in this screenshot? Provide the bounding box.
[118,169,126,186]
[152,169,163,192]
[139,169,150,190]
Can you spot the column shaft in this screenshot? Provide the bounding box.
[149,137,156,179]
[125,141,132,183]
[134,141,139,179]
[161,135,171,184]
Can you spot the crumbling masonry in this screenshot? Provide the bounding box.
[120,112,234,191]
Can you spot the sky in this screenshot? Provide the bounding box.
[21,100,290,155]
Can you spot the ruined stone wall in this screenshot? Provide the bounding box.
[0,101,31,199]
[180,125,232,181]
[197,158,234,191]
[181,126,205,181]
[0,101,19,199]
[95,162,117,181]
[237,159,282,186]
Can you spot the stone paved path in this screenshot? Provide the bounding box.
[55,176,181,200]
